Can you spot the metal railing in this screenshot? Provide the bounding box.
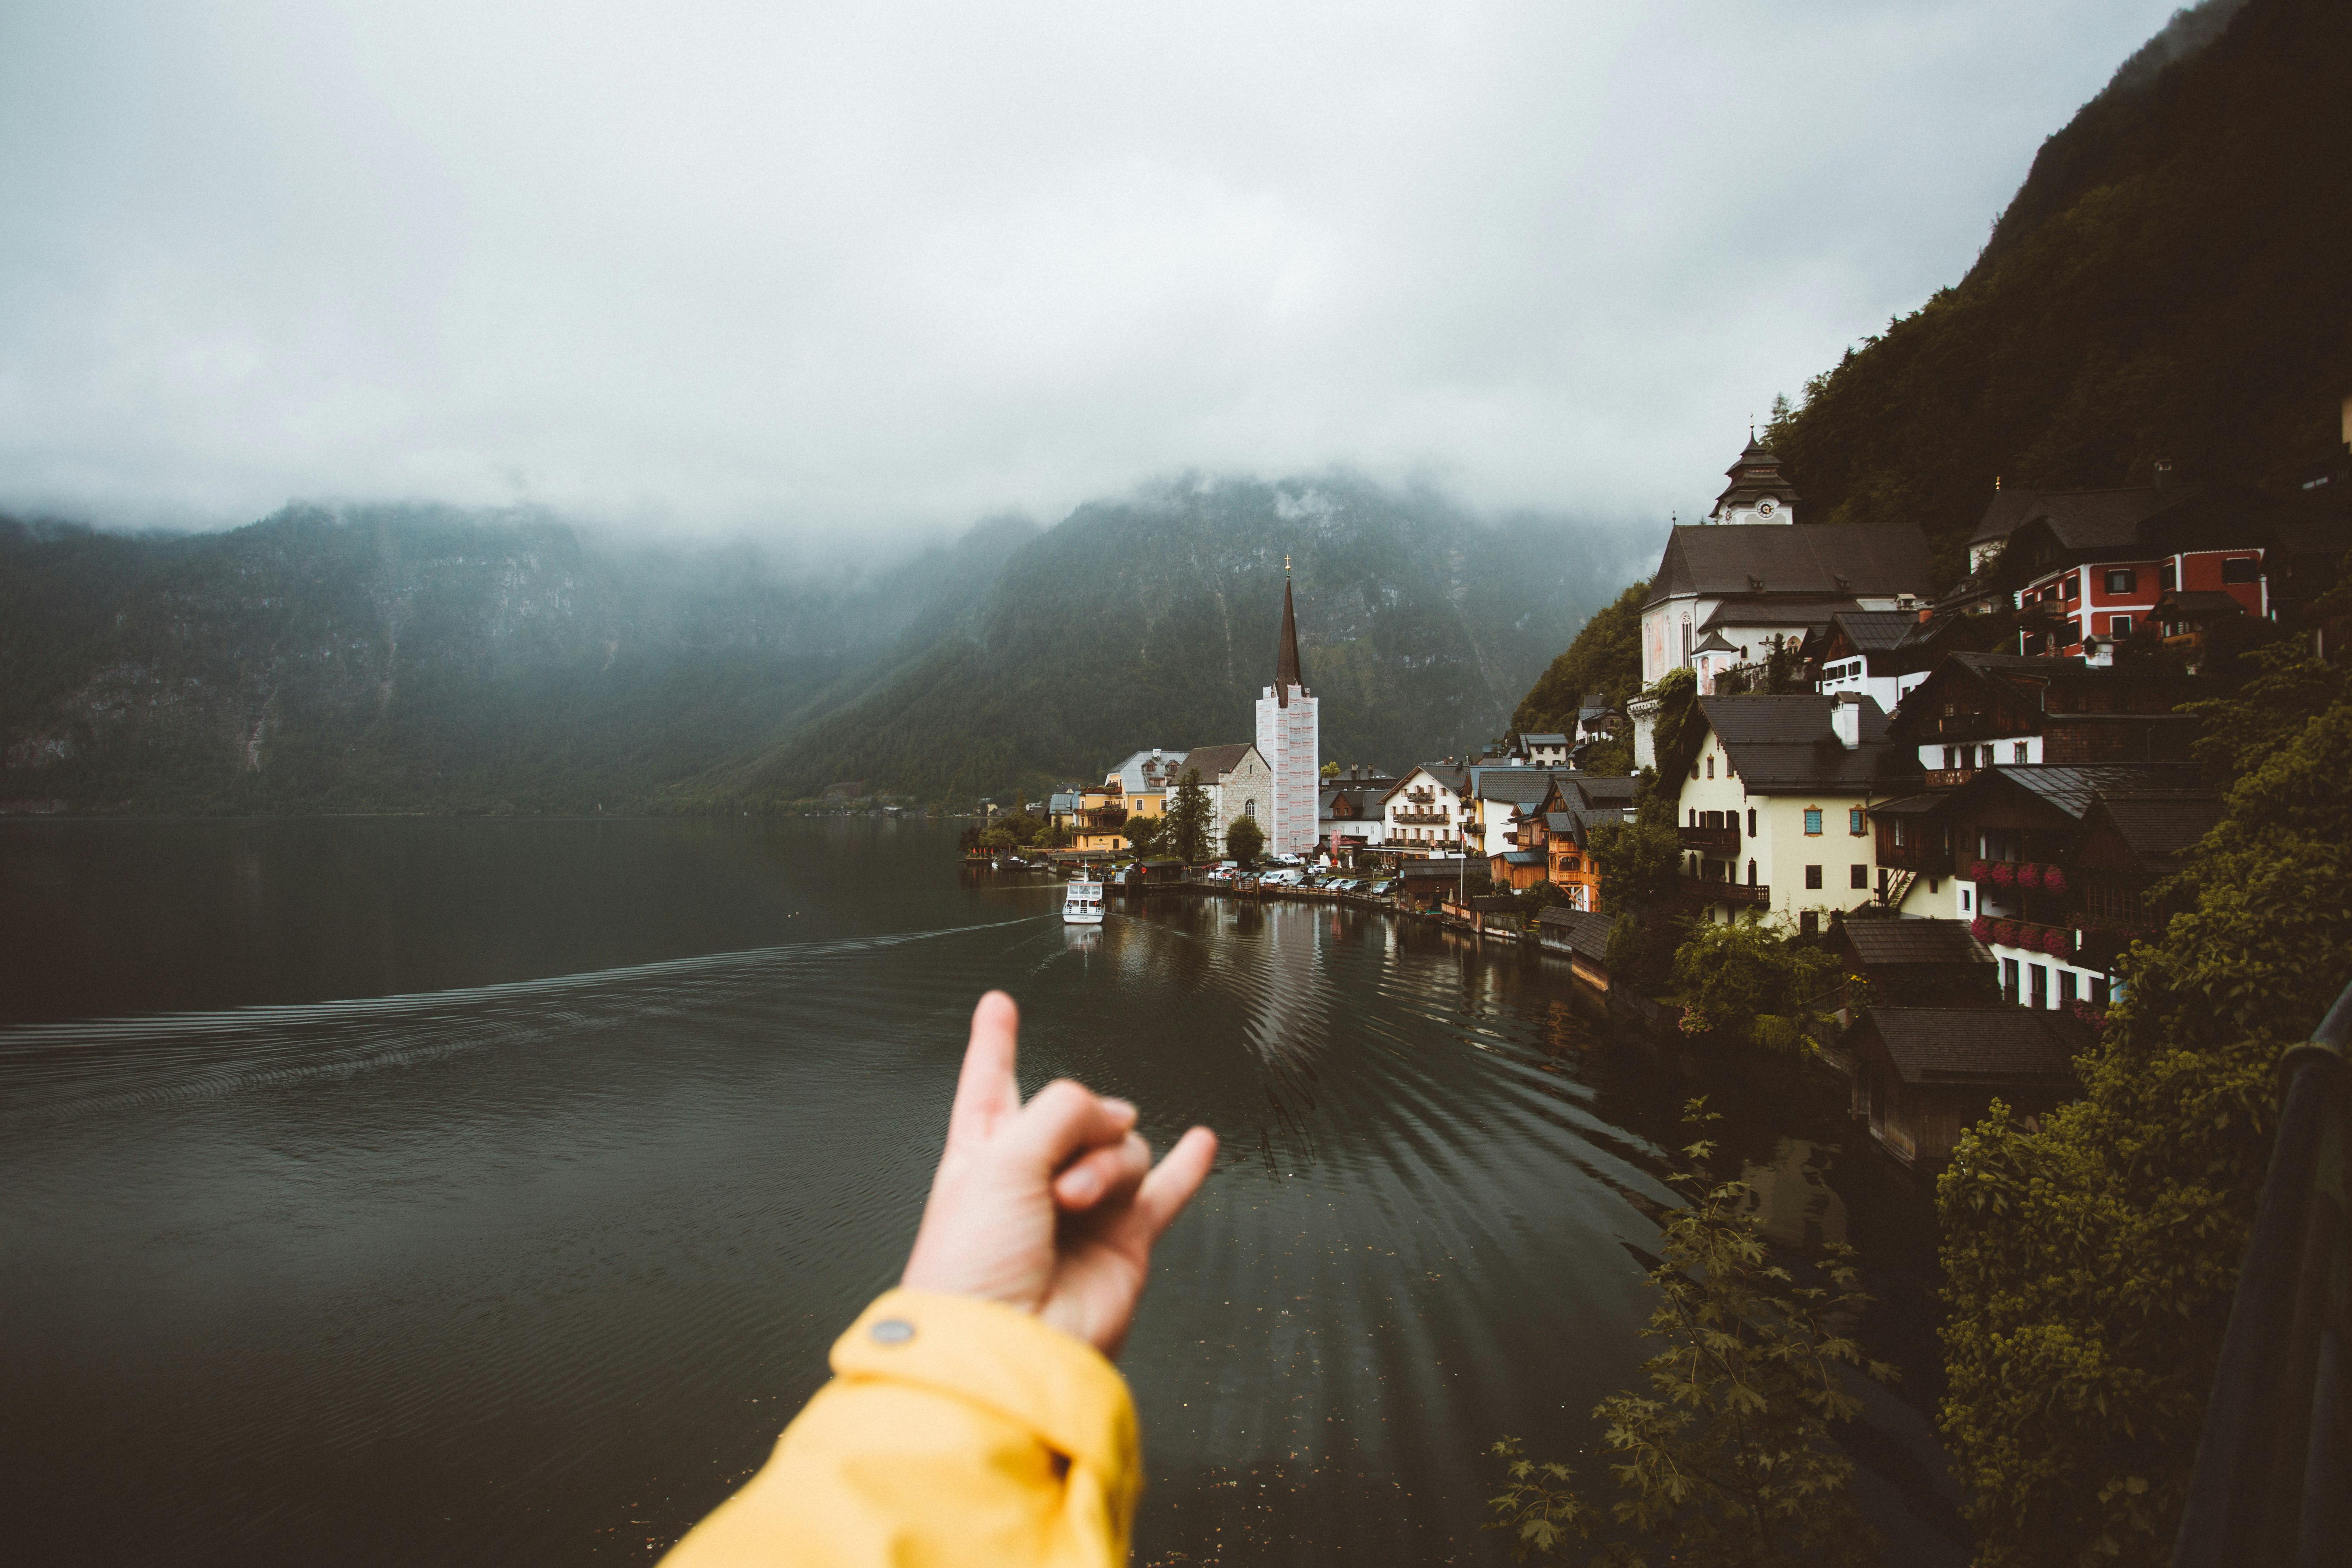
[2174,975,2352,1568]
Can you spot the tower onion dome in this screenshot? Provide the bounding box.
[1275,574,1304,704]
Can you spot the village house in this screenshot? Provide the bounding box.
[1378,765,1468,860]
[1803,609,1998,712]
[1883,651,2206,783]
[1466,769,1556,864]
[1318,767,1398,859]
[1518,773,1636,911]
[1069,779,1130,856]
[1842,1006,2088,1167]
[1671,692,1920,933]
[1868,764,2213,1009]
[1517,732,1570,768]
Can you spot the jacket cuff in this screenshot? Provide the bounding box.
[831,1289,1138,1482]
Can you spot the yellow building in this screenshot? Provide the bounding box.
[1673,693,1913,934]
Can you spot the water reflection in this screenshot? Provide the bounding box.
[0,818,1960,1566]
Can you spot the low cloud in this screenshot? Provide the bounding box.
[0,1,2184,538]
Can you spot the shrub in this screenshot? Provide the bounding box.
[1970,915,1994,944]
[1669,917,1841,1052]
[1488,1103,1892,1566]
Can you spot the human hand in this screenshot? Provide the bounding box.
[900,991,1218,1358]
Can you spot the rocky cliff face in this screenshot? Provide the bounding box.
[2,482,1625,812]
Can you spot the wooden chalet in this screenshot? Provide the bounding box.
[1887,651,2206,785]
[1842,1006,2089,1166]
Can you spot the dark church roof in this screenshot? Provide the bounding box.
[1182,742,1260,782]
[1647,523,1932,610]
[1712,438,1803,515]
[1273,575,1304,702]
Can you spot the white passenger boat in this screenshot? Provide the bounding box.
[1062,877,1105,925]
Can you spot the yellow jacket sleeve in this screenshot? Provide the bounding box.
[662,1289,1141,1568]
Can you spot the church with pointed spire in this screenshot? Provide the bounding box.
[1254,567,1321,856]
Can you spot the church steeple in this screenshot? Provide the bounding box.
[1274,565,1302,704]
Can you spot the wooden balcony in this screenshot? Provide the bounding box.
[1922,768,1978,790]
[1876,839,1952,874]
[1392,810,1452,826]
[1678,825,1740,853]
[1682,870,1769,906]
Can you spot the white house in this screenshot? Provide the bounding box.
[1671,693,1920,933]
[1378,765,1466,859]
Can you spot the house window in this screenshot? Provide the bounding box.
[2222,557,2259,584]
[1961,888,1971,912]
[1805,864,1823,890]
[2013,741,2029,763]
[1803,809,1822,835]
[1849,808,1864,836]
[2110,615,2133,639]
[2091,978,2111,1008]
[1746,808,1757,836]
[1688,809,1697,827]
[1746,859,1757,885]
[2002,958,2018,1003]
[1706,755,1714,779]
[2029,965,2048,1008]
[2104,568,2136,594]
[2064,575,2079,600]
[1243,798,1255,818]
[2160,562,2177,591]
[2060,971,2078,1005]
[1849,864,1867,889]
[1799,912,1818,938]
[1943,747,1958,769]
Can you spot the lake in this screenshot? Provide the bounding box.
[0,817,1963,1564]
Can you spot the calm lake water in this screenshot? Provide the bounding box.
[0,817,1964,1565]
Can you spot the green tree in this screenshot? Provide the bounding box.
[1515,580,1651,732]
[1165,767,1212,864]
[1669,916,1841,1052]
[1937,644,2352,1565]
[1488,1103,1892,1566]
[1320,761,1340,779]
[1588,765,1685,918]
[1123,811,1164,858]
[1225,812,1266,868]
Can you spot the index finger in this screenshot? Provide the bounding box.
[947,991,1023,1143]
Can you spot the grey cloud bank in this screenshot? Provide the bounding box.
[0,1,2186,539]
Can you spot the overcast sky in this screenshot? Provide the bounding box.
[0,1,2185,542]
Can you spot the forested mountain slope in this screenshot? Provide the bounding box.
[1,482,1623,813]
[686,475,1623,807]
[0,506,1035,813]
[1766,0,2350,584]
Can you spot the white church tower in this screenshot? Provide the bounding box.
[1254,566,1320,856]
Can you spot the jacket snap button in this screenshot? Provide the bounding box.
[870,1318,915,1345]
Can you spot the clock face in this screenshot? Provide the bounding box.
[1756,497,1778,517]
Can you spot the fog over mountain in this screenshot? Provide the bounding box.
[0,1,2191,540]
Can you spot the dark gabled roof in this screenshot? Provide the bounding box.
[2082,790,2223,865]
[1691,628,1738,655]
[1579,692,1609,714]
[1519,732,1568,747]
[1841,918,1990,969]
[1696,694,1919,793]
[1867,792,1951,817]
[1182,742,1259,782]
[1537,905,1613,963]
[1847,1006,2088,1084]
[1646,523,1933,609]
[1968,485,2189,550]
[1978,763,2206,822]
[1500,850,1547,866]
[1544,810,1577,833]
[1399,859,1470,880]
[1472,770,1556,804]
[1571,775,1640,804]
[1828,610,1923,654]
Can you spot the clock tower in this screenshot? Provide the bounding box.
[1708,436,1798,526]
